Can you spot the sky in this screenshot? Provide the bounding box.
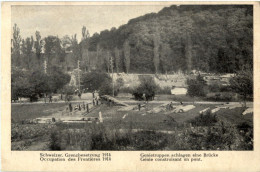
[11,5,171,40]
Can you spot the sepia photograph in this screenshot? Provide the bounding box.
[10,4,253,151]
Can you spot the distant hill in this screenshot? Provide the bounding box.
[87,5,253,74]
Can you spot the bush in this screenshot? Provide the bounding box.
[230,68,253,102]
[208,84,232,93]
[189,111,218,126]
[81,71,117,96]
[206,92,233,101]
[187,75,207,97]
[220,85,232,92]
[11,123,55,142]
[208,84,221,92]
[81,71,112,92]
[132,76,158,101]
[236,122,253,150]
[49,131,62,150]
[131,131,168,150]
[99,80,118,96]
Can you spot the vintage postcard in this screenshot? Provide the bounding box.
[1,1,260,171]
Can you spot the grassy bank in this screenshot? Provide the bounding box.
[11,103,67,123]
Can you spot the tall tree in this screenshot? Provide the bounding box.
[81,26,90,70]
[35,31,43,67]
[160,43,172,74]
[71,34,81,61]
[153,27,160,74]
[105,50,111,73]
[12,24,22,66]
[81,26,90,41]
[44,36,63,70]
[114,47,120,73]
[185,33,192,73]
[21,36,34,70]
[123,40,131,74]
[96,44,102,70]
[61,35,72,51]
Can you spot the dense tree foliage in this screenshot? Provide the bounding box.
[230,67,253,103]
[187,75,207,97]
[81,71,112,92]
[87,5,252,74]
[11,67,70,101]
[123,40,131,73]
[44,36,66,67]
[114,47,120,73]
[21,36,34,70]
[11,24,22,67]
[132,76,158,101]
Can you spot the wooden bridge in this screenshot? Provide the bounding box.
[100,95,129,106]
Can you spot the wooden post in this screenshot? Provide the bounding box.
[87,104,89,113]
[99,111,103,123]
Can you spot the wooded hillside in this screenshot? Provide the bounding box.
[88,5,253,74]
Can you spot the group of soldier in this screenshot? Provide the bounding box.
[65,92,100,116]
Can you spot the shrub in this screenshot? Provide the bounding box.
[90,132,117,150]
[208,84,221,92]
[230,68,253,103]
[189,111,218,126]
[220,85,232,92]
[49,131,62,150]
[187,75,207,97]
[81,70,112,92]
[206,92,233,101]
[208,84,232,93]
[131,131,168,150]
[11,123,55,142]
[236,122,253,150]
[81,71,118,96]
[99,80,119,96]
[132,76,158,101]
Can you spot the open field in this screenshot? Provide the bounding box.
[12,103,69,122]
[12,100,253,127]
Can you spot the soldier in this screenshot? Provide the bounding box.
[49,94,52,103]
[83,102,85,110]
[69,103,73,115]
[169,102,173,110]
[138,103,141,111]
[78,91,81,99]
[87,103,89,113]
[95,97,99,105]
[93,99,95,106]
